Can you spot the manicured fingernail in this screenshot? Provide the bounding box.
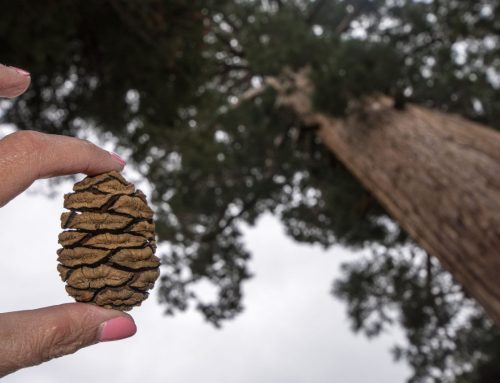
[98,316,137,342]
[109,151,126,166]
[9,66,30,76]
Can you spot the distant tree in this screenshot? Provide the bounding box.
[1,1,500,381]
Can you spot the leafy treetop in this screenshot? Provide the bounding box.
[1,1,499,381]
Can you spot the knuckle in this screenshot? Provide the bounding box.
[75,137,98,156]
[36,321,85,363]
[80,137,98,153]
[0,305,98,374]
[30,306,99,364]
[4,130,46,155]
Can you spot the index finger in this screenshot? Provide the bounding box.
[0,64,31,98]
[0,131,126,207]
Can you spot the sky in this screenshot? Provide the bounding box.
[0,171,410,383]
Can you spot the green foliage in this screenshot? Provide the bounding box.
[334,246,500,383]
[242,7,326,74]
[1,0,499,380]
[312,40,403,115]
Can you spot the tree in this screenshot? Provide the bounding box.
[273,68,500,325]
[1,1,500,381]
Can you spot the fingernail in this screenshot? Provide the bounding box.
[98,316,137,342]
[109,151,126,166]
[9,66,30,76]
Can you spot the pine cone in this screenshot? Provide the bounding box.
[57,171,160,311]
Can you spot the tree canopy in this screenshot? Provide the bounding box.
[1,1,500,381]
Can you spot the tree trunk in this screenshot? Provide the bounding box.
[272,69,500,325]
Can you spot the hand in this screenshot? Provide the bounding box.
[0,64,136,378]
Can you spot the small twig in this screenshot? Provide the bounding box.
[306,0,329,24]
[214,31,246,59]
[202,195,261,242]
[334,12,356,36]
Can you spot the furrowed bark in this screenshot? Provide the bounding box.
[274,69,500,325]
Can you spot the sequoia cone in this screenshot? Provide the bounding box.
[57,171,160,310]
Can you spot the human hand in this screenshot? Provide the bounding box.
[0,64,136,378]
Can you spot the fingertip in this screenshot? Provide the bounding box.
[98,316,137,342]
[67,304,136,342]
[10,66,30,77]
[79,148,125,176]
[109,151,126,167]
[0,64,31,98]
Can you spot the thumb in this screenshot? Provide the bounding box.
[0,303,136,377]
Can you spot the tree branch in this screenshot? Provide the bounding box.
[306,0,328,24]
[334,11,357,36]
[202,195,261,242]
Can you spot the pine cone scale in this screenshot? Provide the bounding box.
[57,247,109,266]
[61,211,136,230]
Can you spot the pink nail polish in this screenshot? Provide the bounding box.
[109,151,126,166]
[98,316,137,342]
[9,66,30,76]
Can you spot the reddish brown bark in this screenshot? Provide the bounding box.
[273,69,500,325]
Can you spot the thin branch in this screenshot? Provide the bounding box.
[202,195,261,242]
[227,78,273,109]
[218,62,249,73]
[214,31,246,59]
[226,72,254,94]
[306,0,329,24]
[334,11,357,36]
[219,12,242,34]
[426,252,433,303]
[333,3,375,37]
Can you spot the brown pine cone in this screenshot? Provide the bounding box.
[57,171,160,311]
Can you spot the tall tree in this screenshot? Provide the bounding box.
[1,1,500,381]
[273,68,500,325]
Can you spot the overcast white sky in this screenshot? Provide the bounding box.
[0,170,410,383]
